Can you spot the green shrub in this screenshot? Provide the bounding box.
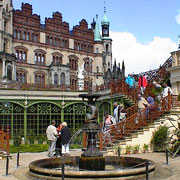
[13,135,22,147]
[10,144,48,153]
[70,144,82,149]
[151,126,168,151]
[36,135,47,144]
[27,130,36,144]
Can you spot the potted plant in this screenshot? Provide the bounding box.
[125,145,132,154]
[142,144,149,153]
[133,145,140,154]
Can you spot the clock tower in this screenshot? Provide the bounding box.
[101,6,112,72]
[101,7,110,38]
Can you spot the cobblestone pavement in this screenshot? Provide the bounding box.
[0,150,180,180]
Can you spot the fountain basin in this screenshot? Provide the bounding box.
[29,156,156,180]
[79,156,105,170]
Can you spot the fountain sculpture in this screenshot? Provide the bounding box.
[78,93,104,170]
[28,92,156,179]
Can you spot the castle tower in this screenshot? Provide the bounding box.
[101,5,112,72]
[0,0,16,82]
[93,15,104,86]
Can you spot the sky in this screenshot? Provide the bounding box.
[13,0,180,75]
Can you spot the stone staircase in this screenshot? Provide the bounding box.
[105,112,179,155]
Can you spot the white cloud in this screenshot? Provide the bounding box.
[110,31,177,75]
[175,10,180,25]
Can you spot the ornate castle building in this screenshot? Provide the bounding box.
[0,1,125,139]
[0,2,116,91]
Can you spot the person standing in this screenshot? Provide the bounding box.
[113,102,119,123]
[153,81,162,101]
[125,74,135,88]
[138,94,149,118]
[162,83,172,98]
[56,122,62,156]
[118,104,127,122]
[103,112,116,130]
[46,120,58,157]
[61,122,71,156]
[138,75,147,95]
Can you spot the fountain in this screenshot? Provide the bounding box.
[28,92,156,179]
[78,93,104,171]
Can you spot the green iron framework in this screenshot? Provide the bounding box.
[0,96,128,140]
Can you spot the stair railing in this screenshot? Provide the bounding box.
[111,79,139,103]
[101,93,172,148]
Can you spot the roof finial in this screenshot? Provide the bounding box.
[104,0,106,13]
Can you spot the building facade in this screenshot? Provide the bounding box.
[0,2,115,91]
[0,0,16,82]
[0,1,127,139]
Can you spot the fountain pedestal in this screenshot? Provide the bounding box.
[79,122,105,170]
[78,93,105,171]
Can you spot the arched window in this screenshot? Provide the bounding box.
[70,77,78,90]
[23,32,26,40]
[27,32,29,40]
[15,46,28,63]
[53,55,62,65]
[17,31,21,39]
[60,72,65,85]
[50,37,53,45]
[106,44,109,53]
[32,33,34,41]
[34,49,46,65]
[84,58,92,73]
[54,74,58,85]
[61,39,64,47]
[52,52,63,65]
[14,29,17,38]
[69,55,78,71]
[34,71,46,85]
[16,69,27,83]
[7,65,12,81]
[54,38,57,46]
[57,38,60,46]
[35,34,38,42]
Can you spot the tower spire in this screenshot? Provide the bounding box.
[94,15,101,41]
[101,1,110,39]
[104,0,106,13]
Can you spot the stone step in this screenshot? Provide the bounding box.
[148,124,155,128]
[119,140,126,145]
[143,127,150,131]
[124,137,132,141]
[130,133,138,138]
[136,130,144,134]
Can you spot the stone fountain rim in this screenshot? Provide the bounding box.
[29,156,156,178]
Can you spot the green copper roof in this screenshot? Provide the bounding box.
[94,15,101,42]
[101,9,110,26]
